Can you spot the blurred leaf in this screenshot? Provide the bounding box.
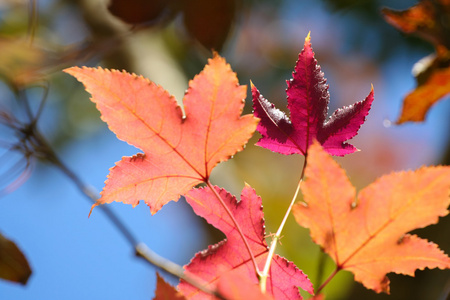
[182,0,235,51]
[108,0,174,25]
[106,0,235,51]
[382,0,450,123]
[398,66,450,123]
[0,38,45,87]
[0,232,32,285]
[382,1,450,52]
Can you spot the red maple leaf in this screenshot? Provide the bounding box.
[293,141,450,294]
[252,33,374,156]
[64,55,258,214]
[179,185,313,299]
[216,271,275,300]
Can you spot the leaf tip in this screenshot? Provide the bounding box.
[63,66,82,76]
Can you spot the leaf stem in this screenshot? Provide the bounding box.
[315,267,340,295]
[206,180,261,277]
[315,250,328,291]
[259,156,307,293]
[46,141,226,297]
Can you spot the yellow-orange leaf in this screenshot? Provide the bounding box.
[397,67,450,123]
[153,273,186,300]
[293,141,450,293]
[64,55,258,214]
[382,0,450,123]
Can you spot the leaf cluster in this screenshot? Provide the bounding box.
[65,33,450,299]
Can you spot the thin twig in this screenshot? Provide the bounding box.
[48,142,227,297]
[135,243,226,299]
[7,86,221,297]
[259,156,308,293]
[40,134,224,297]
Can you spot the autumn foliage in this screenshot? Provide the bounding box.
[64,33,450,299]
[252,33,374,156]
[293,141,450,294]
[65,56,258,215]
[382,0,450,123]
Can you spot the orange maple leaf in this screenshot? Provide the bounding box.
[293,141,450,293]
[153,273,186,300]
[64,55,258,214]
[216,271,275,300]
[397,67,450,123]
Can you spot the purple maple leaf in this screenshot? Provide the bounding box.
[252,33,374,156]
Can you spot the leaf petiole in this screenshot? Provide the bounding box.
[206,180,261,277]
[259,156,308,293]
[315,267,340,295]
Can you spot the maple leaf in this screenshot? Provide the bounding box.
[179,185,313,299]
[153,273,186,300]
[216,271,275,300]
[382,0,450,123]
[64,55,258,214]
[397,67,450,123]
[293,141,450,293]
[252,33,374,156]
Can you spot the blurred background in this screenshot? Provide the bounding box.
[0,0,449,299]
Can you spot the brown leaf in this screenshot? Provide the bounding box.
[0,232,32,285]
[182,0,235,51]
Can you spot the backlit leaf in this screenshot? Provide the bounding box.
[252,33,373,156]
[179,185,313,299]
[153,273,186,300]
[293,141,450,293]
[216,271,275,300]
[64,55,258,214]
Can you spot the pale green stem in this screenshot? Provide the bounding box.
[260,156,307,293]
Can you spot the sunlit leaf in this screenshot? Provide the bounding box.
[65,55,258,214]
[293,141,450,293]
